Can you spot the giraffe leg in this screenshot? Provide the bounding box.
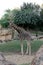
[25,41,29,55]
[25,41,31,55]
[21,42,24,55]
[29,42,31,56]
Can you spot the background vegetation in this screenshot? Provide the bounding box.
[0,3,43,31]
[0,40,43,54]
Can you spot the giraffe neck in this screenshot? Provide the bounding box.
[10,23,33,40]
[11,23,24,34]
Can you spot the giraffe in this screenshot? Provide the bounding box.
[9,22,35,56]
[5,11,33,55]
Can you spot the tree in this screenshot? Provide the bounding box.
[0,18,9,28]
[1,9,15,39]
[39,9,43,31]
[14,3,40,30]
[0,3,41,31]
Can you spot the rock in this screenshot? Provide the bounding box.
[0,52,5,61]
[1,60,16,65]
[0,52,16,65]
[31,45,43,65]
[0,60,15,65]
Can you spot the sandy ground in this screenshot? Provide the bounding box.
[4,54,34,65]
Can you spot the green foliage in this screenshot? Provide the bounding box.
[0,18,9,28]
[0,40,27,52]
[39,9,43,30]
[20,63,30,65]
[0,3,43,30]
[0,40,43,54]
[1,22,9,28]
[14,3,41,30]
[31,40,43,53]
[0,40,21,52]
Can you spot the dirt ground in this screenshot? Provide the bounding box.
[4,54,34,65]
